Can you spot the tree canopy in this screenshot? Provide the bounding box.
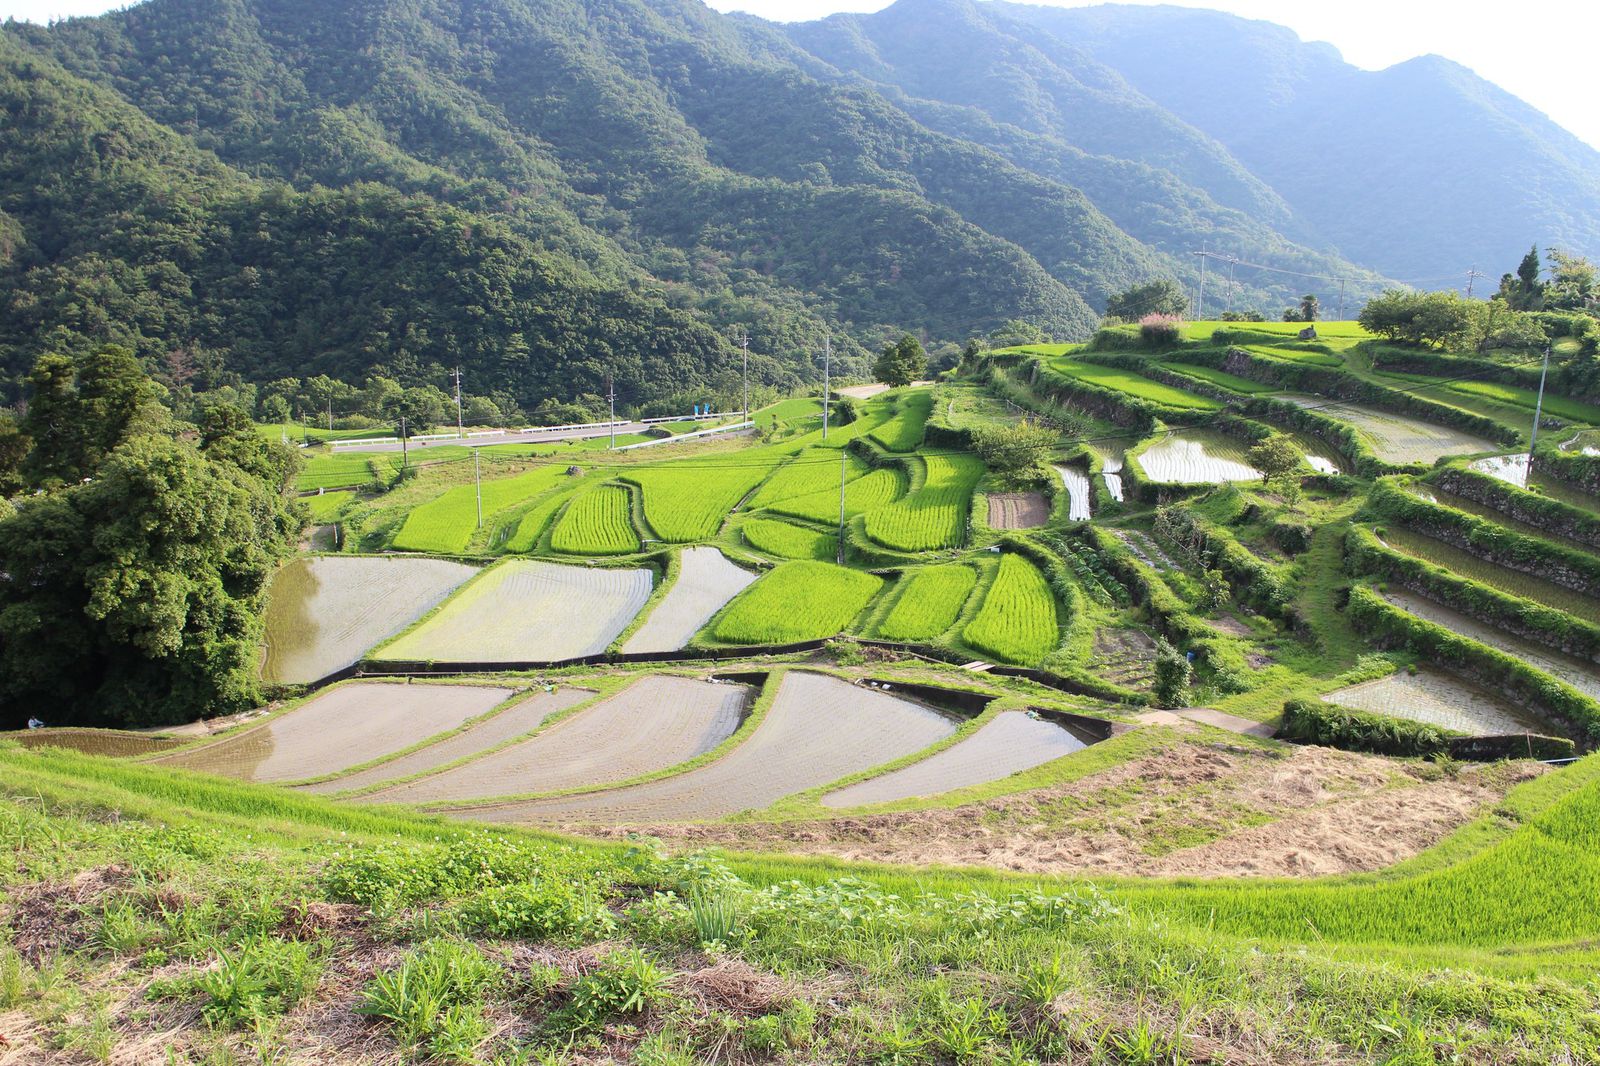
[874,335,928,388]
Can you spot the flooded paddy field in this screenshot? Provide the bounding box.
[1282,396,1496,464]
[374,676,748,804]
[1324,666,1542,735]
[260,556,478,683]
[8,729,185,757]
[986,492,1049,529]
[159,682,513,783]
[622,548,757,653]
[1410,485,1596,553]
[1381,527,1600,625]
[1053,465,1092,520]
[376,560,652,663]
[1470,453,1600,511]
[468,671,958,823]
[821,710,1094,808]
[1136,430,1260,484]
[300,686,592,794]
[1382,589,1600,703]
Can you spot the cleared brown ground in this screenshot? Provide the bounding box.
[594,737,1541,878]
[298,686,593,794]
[986,492,1048,529]
[157,683,512,783]
[373,675,747,805]
[469,671,957,823]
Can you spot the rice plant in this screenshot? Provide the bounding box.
[712,561,882,643]
[742,517,837,561]
[875,565,977,641]
[863,454,984,552]
[550,484,640,555]
[1049,359,1222,409]
[869,391,934,452]
[765,465,906,524]
[962,554,1058,664]
[391,466,570,553]
[622,463,774,542]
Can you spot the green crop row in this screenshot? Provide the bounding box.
[622,463,774,542]
[863,454,984,553]
[868,391,934,452]
[961,553,1058,664]
[710,561,882,644]
[748,448,869,509]
[390,466,570,553]
[766,465,906,525]
[550,485,640,555]
[741,517,837,561]
[875,565,978,642]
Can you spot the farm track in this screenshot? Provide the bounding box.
[297,686,592,794]
[1324,666,1542,735]
[260,556,478,684]
[157,683,512,783]
[822,711,1090,808]
[986,492,1048,529]
[469,671,957,823]
[385,675,749,805]
[376,560,652,662]
[622,549,758,653]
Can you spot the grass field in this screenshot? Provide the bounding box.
[863,454,984,552]
[549,485,640,555]
[1050,358,1222,410]
[1161,362,1277,394]
[302,490,355,521]
[710,561,882,643]
[875,565,978,641]
[961,553,1058,663]
[742,517,837,561]
[390,466,571,553]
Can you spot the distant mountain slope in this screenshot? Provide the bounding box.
[993,1,1600,280]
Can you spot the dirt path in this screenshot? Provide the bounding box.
[986,492,1048,529]
[580,740,1540,879]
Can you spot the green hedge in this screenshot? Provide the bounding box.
[1367,477,1600,594]
[1367,346,1545,392]
[1153,505,1296,620]
[1278,696,1456,757]
[1533,441,1600,497]
[1430,466,1600,551]
[1345,585,1600,744]
[1344,524,1600,663]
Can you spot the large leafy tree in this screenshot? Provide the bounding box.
[1104,280,1188,320]
[874,334,927,387]
[0,347,301,728]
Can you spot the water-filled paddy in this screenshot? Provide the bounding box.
[8,729,184,757]
[300,686,592,794]
[1283,396,1496,464]
[1409,486,1595,553]
[372,675,748,804]
[821,710,1092,807]
[469,671,957,823]
[1324,667,1542,735]
[161,682,512,782]
[1380,527,1600,625]
[260,556,478,683]
[376,560,652,663]
[1470,453,1600,511]
[1136,430,1260,484]
[1054,465,1092,520]
[622,548,758,653]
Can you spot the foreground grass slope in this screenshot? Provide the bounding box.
[1,745,1597,1064]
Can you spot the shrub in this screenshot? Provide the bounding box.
[1278,697,1453,757]
[1138,314,1185,347]
[1151,637,1192,709]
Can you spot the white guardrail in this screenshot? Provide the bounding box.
[614,420,755,450]
[329,412,748,449]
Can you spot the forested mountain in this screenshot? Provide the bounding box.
[0,0,1595,409]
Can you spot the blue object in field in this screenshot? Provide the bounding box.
[1186,651,1195,662]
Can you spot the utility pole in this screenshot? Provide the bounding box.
[474,448,483,528]
[1465,266,1487,299]
[822,334,831,442]
[1191,248,1208,319]
[326,398,333,433]
[454,366,464,437]
[1525,344,1551,488]
[741,331,750,421]
[1225,254,1237,314]
[399,415,408,474]
[1338,277,1348,321]
[836,449,848,566]
[607,372,617,451]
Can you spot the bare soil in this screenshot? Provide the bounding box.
[580,739,1541,879]
[986,492,1049,529]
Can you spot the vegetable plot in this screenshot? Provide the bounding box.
[962,554,1059,664]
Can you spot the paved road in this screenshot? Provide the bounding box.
[336,422,648,453]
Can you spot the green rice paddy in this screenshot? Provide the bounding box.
[710,561,883,643]
[1049,358,1222,410]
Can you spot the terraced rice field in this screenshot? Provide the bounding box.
[1283,396,1496,464]
[391,466,571,553]
[766,465,906,524]
[1161,363,1276,394]
[622,464,771,542]
[1382,590,1600,703]
[260,556,478,683]
[1136,430,1260,484]
[550,485,640,555]
[962,554,1058,664]
[711,562,882,644]
[376,560,652,662]
[741,517,837,561]
[1470,454,1600,511]
[821,710,1093,807]
[868,391,933,451]
[502,483,586,552]
[1380,527,1600,625]
[987,492,1048,529]
[474,671,957,823]
[1099,452,1126,501]
[1050,359,1221,410]
[748,448,868,509]
[371,676,749,805]
[863,454,984,552]
[622,548,758,653]
[300,687,593,794]
[1324,667,1540,736]
[1409,486,1595,553]
[875,565,978,641]
[304,490,355,521]
[161,683,512,783]
[1245,344,1343,368]
[1055,465,1092,520]
[297,451,390,492]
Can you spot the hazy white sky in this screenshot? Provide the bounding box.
[5,0,1597,150]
